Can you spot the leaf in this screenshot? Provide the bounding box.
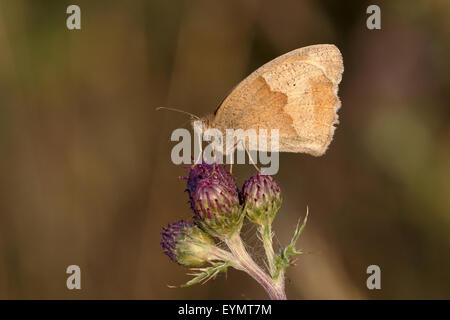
[169,261,230,288]
[273,207,309,278]
[282,207,308,260]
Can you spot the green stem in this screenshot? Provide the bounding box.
[225,234,286,300]
[260,223,275,277]
[209,246,235,262]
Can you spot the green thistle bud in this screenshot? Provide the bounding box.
[161,220,215,267]
[241,174,282,226]
[192,179,243,238]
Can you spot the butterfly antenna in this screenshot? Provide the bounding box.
[155,107,201,120]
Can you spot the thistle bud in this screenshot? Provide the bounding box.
[241,174,282,225]
[192,178,243,238]
[185,162,238,211]
[161,220,215,267]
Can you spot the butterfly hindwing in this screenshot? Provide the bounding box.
[212,44,343,156]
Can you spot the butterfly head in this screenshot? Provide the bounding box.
[192,113,215,131]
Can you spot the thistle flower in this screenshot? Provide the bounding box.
[241,174,282,226]
[192,178,243,238]
[185,162,238,210]
[162,165,307,300]
[182,162,243,238]
[161,220,215,267]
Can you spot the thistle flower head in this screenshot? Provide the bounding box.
[182,162,243,238]
[160,220,215,267]
[191,177,242,238]
[241,174,282,225]
[185,162,237,203]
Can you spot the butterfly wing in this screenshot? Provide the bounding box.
[212,44,343,156]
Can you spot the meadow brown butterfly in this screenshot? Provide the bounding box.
[197,44,343,157]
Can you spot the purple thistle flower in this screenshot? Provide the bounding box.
[192,180,239,219]
[185,163,243,238]
[160,220,214,267]
[185,162,238,200]
[161,220,191,262]
[241,174,282,225]
[184,162,238,213]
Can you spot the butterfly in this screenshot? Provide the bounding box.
[159,44,343,158]
[198,44,343,157]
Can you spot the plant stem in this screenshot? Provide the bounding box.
[260,223,275,276]
[209,246,235,262]
[225,234,286,300]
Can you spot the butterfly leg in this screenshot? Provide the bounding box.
[239,139,261,173]
[227,140,240,174]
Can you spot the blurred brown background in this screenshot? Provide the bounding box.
[1,0,450,299]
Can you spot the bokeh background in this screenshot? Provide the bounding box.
[1,0,450,299]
